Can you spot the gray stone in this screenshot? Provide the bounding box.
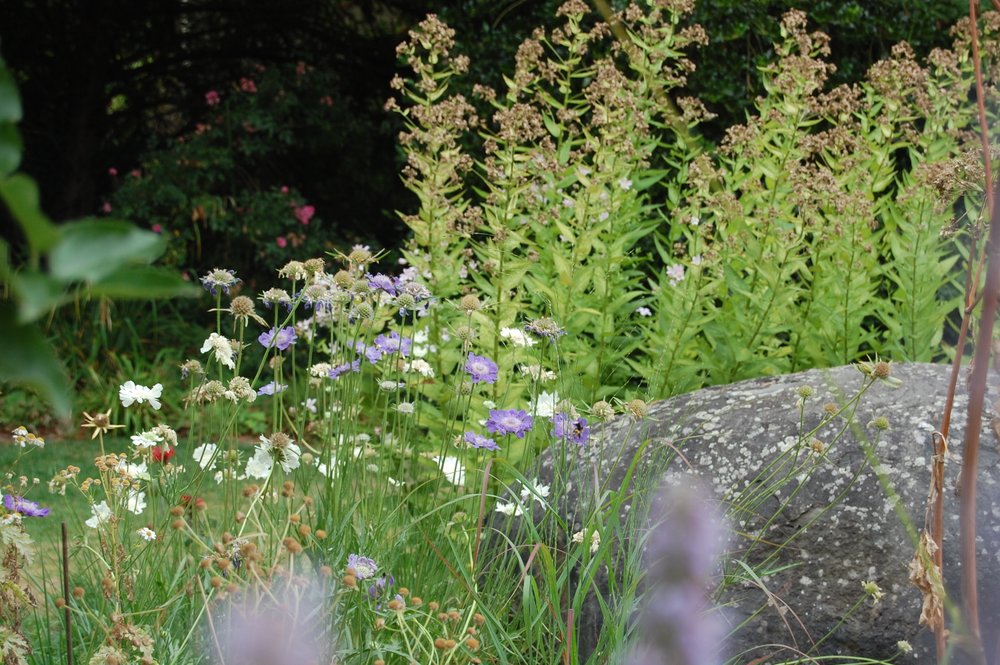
[533,362,1000,664]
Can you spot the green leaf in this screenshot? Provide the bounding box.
[0,304,71,419]
[88,265,200,299]
[49,218,167,282]
[0,62,22,123]
[10,270,69,323]
[0,174,59,253]
[0,121,22,177]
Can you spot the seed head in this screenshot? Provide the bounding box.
[459,293,481,313]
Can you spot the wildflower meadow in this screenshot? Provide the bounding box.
[4,1,1000,664]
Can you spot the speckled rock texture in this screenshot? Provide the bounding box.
[536,362,1000,664]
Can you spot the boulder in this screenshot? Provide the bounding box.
[533,362,1000,664]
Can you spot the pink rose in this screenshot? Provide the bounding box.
[294,205,315,225]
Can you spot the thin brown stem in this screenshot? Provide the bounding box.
[959,3,997,663]
[62,522,73,665]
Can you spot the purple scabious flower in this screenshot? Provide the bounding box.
[367,273,400,296]
[525,317,566,341]
[628,483,726,665]
[464,431,500,451]
[3,494,50,517]
[200,268,241,296]
[347,553,378,580]
[374,331,412,357]
[329,360,361,379]
[486,409,533,438]
[258,326,297,351]
[257,381,287,396]
[355,341,383,364]
[552,413,590,446]
[465,353,499,384]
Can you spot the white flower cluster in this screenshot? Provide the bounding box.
[496,478,550,517]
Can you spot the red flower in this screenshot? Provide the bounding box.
[151,445,175,463]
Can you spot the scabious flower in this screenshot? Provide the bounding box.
[258,326,297,351]
[347,554,378,580]
[200,268,241,296]
[404,359,434,377]
[628,482,726,665]
[256,433,301,474]
[525,317,565,341]
[137,527,157,541]
[531,391,560,418]
[257,381,288,396]
[201,333,237,370]
[85,501,113,528]
[635,306,653,317]
[329,360,361,379]
[205,90,221,106]
[126,490,147,515]
[465,353,499,384]
[374,331,413,357]
[434,455,466,485]
[367,273,399,296]
[119,381,163,410]
[500,327,536,347]
[486,409,533,438]
[464,431,499,451]
[2,494,50,517]
[193,443,218,469]
[131,429,162,449]
[552,413,590,446]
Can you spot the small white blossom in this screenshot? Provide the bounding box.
[397,402,415,415]
[136,527,157,542]
[495,501,522,517]
[200,333,236,370]
[85,501,113,529]
[193,443,218,470]
[119,381,163,410]
[126,490,147,515]
[404,359,435,377]
[531,392,560,418]
[500,327,536,347]
[130,430,162,449]
[433,455,466,486]
[618,177,633,191]
[244,448,273,479]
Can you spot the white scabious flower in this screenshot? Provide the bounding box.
[495,501,522,517]
[520,478,550,506]
[500,326,536,347]
[119,381,163,410]
[130,429,162,449]
[126,490,147,515]
[531,391,560,418]
[433,455,465,486]
[244,447,273,479]
[405,359,434,377]
[200,333,236,370]
[258,434,301,473]
[85,501,113,529]
[117,460,149,482]
[193,443,218,470]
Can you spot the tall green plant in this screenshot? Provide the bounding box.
[0,57,196,419]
